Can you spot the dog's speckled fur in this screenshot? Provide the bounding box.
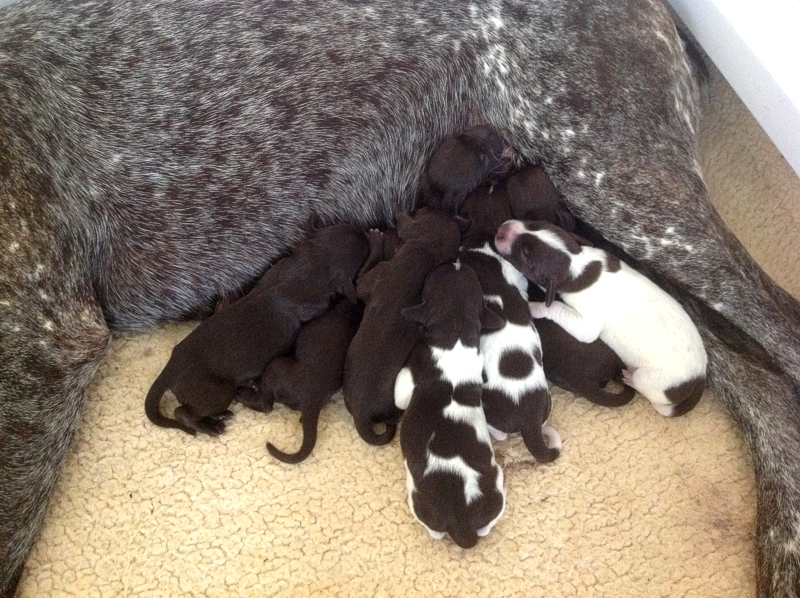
[1,1,799,596]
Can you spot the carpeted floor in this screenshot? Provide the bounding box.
[17,62,800,597]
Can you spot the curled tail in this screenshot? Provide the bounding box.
[267,401,325,464]
[354,416,397,446]
[519,393,560,463]
[144,366,196,435]
[581,382,637,408]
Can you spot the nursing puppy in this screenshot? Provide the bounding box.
[459,186,561,461]
[145,224,370,435]
[259,299,363,464]
[528,286,636,408]
[420,125,515,213]
[506,165,576,232]
[495,221,707,417]
[343,207,463,445]
[395,262,506,548]
[4,2,800,595]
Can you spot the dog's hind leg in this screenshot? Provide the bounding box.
[0,199,110,595]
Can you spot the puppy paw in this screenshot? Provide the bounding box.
[196,416,228,436]
[529,301,548,319]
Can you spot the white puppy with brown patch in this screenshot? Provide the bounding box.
[394,261,506,548]
[494,220,707,417]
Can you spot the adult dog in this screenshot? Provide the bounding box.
[1,1,798,596]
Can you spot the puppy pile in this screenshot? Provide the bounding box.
[145,125,708,548]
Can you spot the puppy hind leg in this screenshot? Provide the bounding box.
[0,249,110,595]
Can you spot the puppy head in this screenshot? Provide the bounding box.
[309,223,371,301]
[460,184,513,235]
[402,262,502,348]
[406,459,505,549]
[395,207,463,260]
[506,165,576,231]
[494,220,582,305]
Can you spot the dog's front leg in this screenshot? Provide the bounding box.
[0,217,111,596]
[528,300,601,344]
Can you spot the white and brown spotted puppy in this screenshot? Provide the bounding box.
[495,220,707,417]
[395,261,506,548]
[459,186,561,462]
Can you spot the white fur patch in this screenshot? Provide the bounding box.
[424,452,483,505]
[431,340,483,388]
[484,294,503,310]
[472,243,527,296]
[442,400,492,447]
[481,322,547,403]
[394,366,415,410]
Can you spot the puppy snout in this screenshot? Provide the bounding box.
[494,220,523,255]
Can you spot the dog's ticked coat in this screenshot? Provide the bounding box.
[2,1,800,595]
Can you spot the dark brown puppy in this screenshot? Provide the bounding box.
[396,262,506,548]
[528,285,635,408]
[258,299,363,464]
[459,185,560,462]
[420,125,515,213]
[343,207,464,445]
[506,165,576,232]
[145,223,370,436]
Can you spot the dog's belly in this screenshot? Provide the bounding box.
[7,0,691,330]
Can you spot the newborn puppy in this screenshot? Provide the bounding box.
[258,298,363,464]
[528,285,636,408]
[395,262,506,548]
[459,186,561,462]
[495,220,707,416]
[420,125,515,213]
[145,223,370,435]
[506,165,576,232]
[343,207,465,445]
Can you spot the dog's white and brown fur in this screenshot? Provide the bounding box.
[2,1,800,595]
[495,220,707,417]
[395,262,506,548]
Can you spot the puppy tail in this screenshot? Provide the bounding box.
[519,393,560,463]
[144,366,196,435]
[580,383,637,408]
[266,400,324,464]
[355,417,397,446]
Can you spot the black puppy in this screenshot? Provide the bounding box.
[257,298,363,464]
[145,224,370,435]
[395,262,506,548]
[342,207,464,445]
[420,125,515,213]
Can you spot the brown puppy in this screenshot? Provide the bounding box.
[420,125,515,213]
[258,299,363,464]
[145,224,370,436]
[506,165,576,232]
[343,207,464,445]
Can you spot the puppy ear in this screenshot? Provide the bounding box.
[454,214,472,235]
[401,302,429,326]
[480,305,506,331]
[545,280,557,307]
